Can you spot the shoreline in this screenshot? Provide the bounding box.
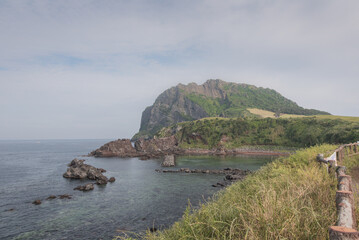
[90,136,293,159]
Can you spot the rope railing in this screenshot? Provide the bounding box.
[317,142,359,239]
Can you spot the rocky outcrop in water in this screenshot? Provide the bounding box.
[59,194,72,199]
[63,159,112,185]
[90,139,137,158]
[46,195,57,200]
[74,183,94,191]
[90,136,179,159]
[156,167,251,175]
[156,167,251,187]
[32,200,41,205]
[161,155,175,167]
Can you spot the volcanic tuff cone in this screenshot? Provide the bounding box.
[132,79,329,140]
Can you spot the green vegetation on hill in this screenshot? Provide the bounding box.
[134,79,330,140]
[248,108,359,122]
[120,145,337,240]
[157,117,359,149]
[186,82,329,118]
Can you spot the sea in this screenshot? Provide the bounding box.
[0,139,277,240]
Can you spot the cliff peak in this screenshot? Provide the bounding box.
[132,79,329,140]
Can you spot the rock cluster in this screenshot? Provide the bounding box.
[32,194,72,205]
[59,194,72,199]
[90,136,179,159]
[156,167,251,188]
[156,167,251,175]
[63,158,111,185]
[74,183,94,191]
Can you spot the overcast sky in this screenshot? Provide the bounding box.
[1,0,358,140]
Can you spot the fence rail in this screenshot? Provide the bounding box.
[318,142,359,239]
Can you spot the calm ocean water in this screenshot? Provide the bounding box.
[0,139,276,240]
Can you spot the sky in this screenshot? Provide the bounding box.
[1,0,359,140]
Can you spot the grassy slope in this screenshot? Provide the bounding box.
[248,108,359,122]
[129,145,337,240]
[314,115,359,122]
[185,82,329,118]
[157,117,359,149]
[248,108,306,118]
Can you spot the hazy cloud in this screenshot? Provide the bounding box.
[0,0,358,139]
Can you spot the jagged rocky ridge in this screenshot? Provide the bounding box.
[133,79,329,140]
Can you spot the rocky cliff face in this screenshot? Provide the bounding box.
[137,87,209,139]
[133,79,330,140]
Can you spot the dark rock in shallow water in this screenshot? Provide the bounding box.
[32,200,41,205]
[74,183,94,191]
[225,174,244,181]
[156,167,251,188]
[149,227,157,232]
[46,195,57,200]
[96,175,108,185]
[59,194,72,199]
[108,177,116,183]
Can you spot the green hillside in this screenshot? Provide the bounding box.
[134,79,330,140]
[156,117,359,149]
[185,82,329,118]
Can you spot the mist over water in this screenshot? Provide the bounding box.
[0,140,276,239]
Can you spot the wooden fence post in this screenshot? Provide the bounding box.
[338,175,353,192]
[329,143,359,240]
[337,166,347,176]
[329,226,359,240]
[336,191,356,229]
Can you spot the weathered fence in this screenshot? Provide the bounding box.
[317,142,359,239]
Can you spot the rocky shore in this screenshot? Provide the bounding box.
[90,136,289,159]
[156,167,252,187]
[90,136,179,159]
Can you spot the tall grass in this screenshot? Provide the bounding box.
[123,145,337,240]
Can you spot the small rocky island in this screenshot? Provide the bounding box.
[63,158,115,187]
